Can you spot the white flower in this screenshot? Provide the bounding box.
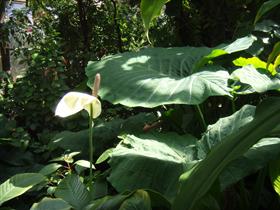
[55,92,101,118]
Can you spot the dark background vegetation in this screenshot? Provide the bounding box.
[0,0,280,209]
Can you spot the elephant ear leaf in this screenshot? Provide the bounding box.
[107,132,198,199]
[86,37,255,108]
[196,104,280,190]
[86,47,231,108]
[172,97,280,210]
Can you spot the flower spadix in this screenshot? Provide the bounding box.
[55,92,101,118]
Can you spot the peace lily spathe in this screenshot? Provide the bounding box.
[55,91,101,118]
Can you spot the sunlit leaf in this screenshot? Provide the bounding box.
[233,56,275,75]
[74,160,93,169]
[87,37,255,108]
[195,36,255,69]
[86,47,231,108]
[231,65,280,93]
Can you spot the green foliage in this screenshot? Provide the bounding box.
[107,133,197,199]
[0,173,46,206]
[231,65,280,93]
[254,0,280,24]
[270,158,280,196]
[140,0,170,40]
[172,98,280,210]
[86,36,255,108]
[267,41,280,73]
[1,9,69,133]
[55,174,90,209]
[30,198,71,210]
[1,0,280,209]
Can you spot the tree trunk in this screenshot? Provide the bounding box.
[77,0,89,53]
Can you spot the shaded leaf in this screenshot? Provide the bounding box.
[85,194,129,210]
[0,173,46,205]
[221,137,280,190]
[172,98,280,210]
[120,190,151,210]
[197,105,256,159]
[108,133,198,199]
[269,158,280,196]
[30,198,71,210]
[254,0,280,24]
[55,174,90,209]
[267,41,280,74]
[39,163,63,176]
[50,113,156,156]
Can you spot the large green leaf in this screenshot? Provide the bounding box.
[197,105,280,189]
[107,133,198,199]
[172,97,280,210]
[140,0,170,32]
[221,137,280,190]
[197,105,256,159]
[30,198,71,210]
[50,113,156,156]
[254,0,280,24]
[55,174,90,210]
[231,65,280,93]
[86,37,255,107]
[86,47,231,108]
[195,36,256,69]
[0,173,46,206]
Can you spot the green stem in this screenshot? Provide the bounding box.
[238,180,249,210]
[231,98,236,113]
[89,105,94,191]
[251,167,267,210]
[195,104,207,130]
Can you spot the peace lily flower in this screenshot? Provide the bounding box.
[55,74,101,192]
[55,91,101,118]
